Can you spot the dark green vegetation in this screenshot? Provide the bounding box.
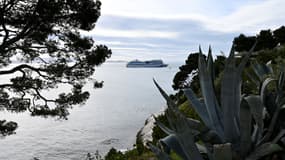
[0,0,111,136]
[83,148,156,160]
[103,27,285,160]
[173,26,285,92]
[150,43,285,159]
[233,26,285,52]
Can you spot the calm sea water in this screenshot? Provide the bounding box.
[0,61,181,160]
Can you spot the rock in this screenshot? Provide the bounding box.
[137,111,164,147]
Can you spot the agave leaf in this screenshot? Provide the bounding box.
[184,89,211,126]
[196,143,207,153]
[155,118,175,135]
[245,143,283,160]
[245,95,264,140]
[262,104,285,143]
[163,106,183,133]
[164,108,180,132]
[251,63,264,81]
[198,49,224,140]
[153,79,183,119]
[278,71,285,91]
[173,107,205,160]
[240,97,252,157]
[226,45,236,66]
[175,110,199,135]
[164,106,199,136]
[153,79,185,130]
[153,79,176,108]
[204,143,214,160]
[261,62,273,75]
[159,134,189,160]
[163,107,204,160]
[213,143,233,160]
[221,45,242,144]
[252,61,273,81]
[203,49,224,119]
[175,130,204,160]
[148,143,171,160]
[260,78,276,105]
[273,129,285,143]
[185,117,206,132]
[221,42,256,144]
[207,46,215,82]
[251,125,259,146]
[266,60,273,74]
[245,70,260,87]
[185,118,223,144]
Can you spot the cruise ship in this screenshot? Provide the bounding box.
[126,59,168,68]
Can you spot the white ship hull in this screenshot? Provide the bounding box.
[126,60,168,68]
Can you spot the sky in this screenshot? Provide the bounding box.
[83,0,285,62]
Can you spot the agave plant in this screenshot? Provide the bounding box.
[150,43,285,160]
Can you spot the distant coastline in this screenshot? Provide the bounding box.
[106,60,128,63]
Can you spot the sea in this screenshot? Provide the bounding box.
[0,61,182,160]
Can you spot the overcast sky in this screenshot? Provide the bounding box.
[84,0,285,62]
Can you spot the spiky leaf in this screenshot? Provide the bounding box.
[153,79,176,108]
[184,89,211,126]
[278,71,285,91]
[245,95,264,140]
[155,118,175,135]
[252,61,273,81]
[198,49,224,140]
[207,46,215,82]
[260,78,275,105]
[246,143,283,160]
[185,117,206,132]
[160,134,189,160]
[175,130,204,160]
[240,97,252,157]
[273,129,285,143]
[221,46,242,144]
[148,143,171,160]
[221,42,256,144]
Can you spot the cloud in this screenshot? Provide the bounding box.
[100,0,258,18]
[96,40,163,48]
[108,47,190,62]
[100,0,285,33]
[204,0,285,33]
[82,27,179,39]
[88,0,285,61]
[88,15,235,60]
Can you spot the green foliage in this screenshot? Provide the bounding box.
[0,0,111,135]
[255,30,278,51]
[105,148,126,160]
[83,152,103,160]
[233,26,285,52]
[152,114,169,145]
[172,52,225,98]
[124,149,158,160]
[255,45,285,64]
[273,26,285,44]
[233,34,256,52]
[172,53,200,91]
[150,44,285,160]
[136,130,146,155]
[0,120,17,136]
